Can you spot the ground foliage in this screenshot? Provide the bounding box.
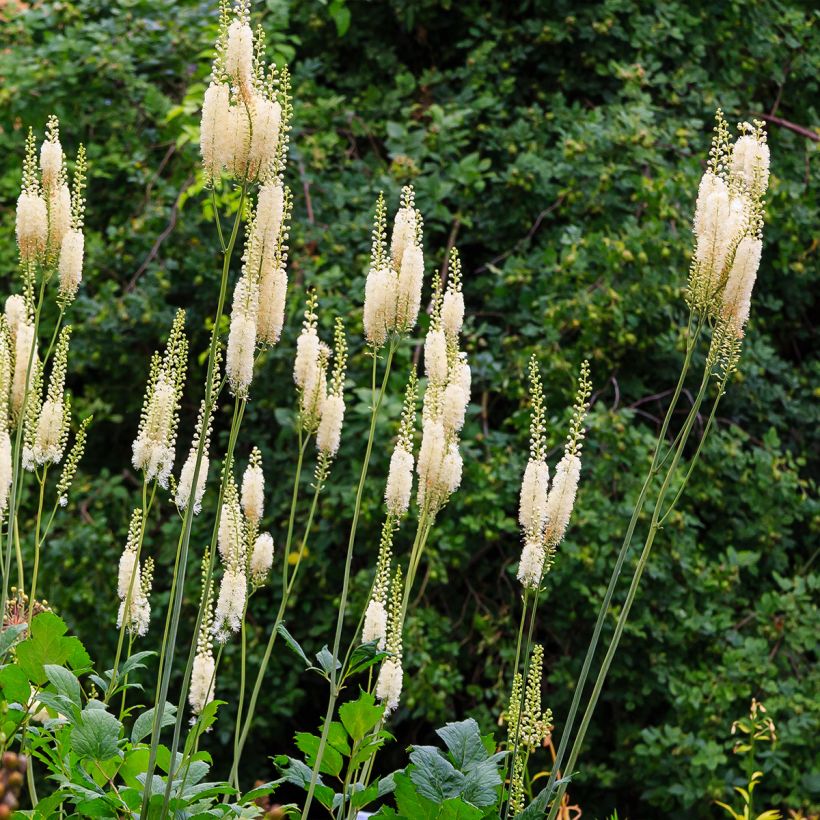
[0,0,817,816]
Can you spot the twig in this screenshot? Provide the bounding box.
[127,176,195,292]
[757,114,819,142]
[475,196,565,274]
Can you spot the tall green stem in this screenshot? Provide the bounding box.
[543,315,703,799]
[27,466,48,621]
[230,441,328,787]
[546,368,718,819]
[141,182,247,815]
[301,342,397,819]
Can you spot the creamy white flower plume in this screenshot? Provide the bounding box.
[442,381,469,434]
[0,432,11,513]
[362,599,388,650]
[176,451,210,515]
[294,329,320,388]
[48,183,71,251]
[517,539,546,589]
[543,453,581,547]
[721,236,762,337]
[375,659,403,715]
[213,567,247,639]
[519,459,549,534]
[363,264,396,348]
[248,97,282,179]
[441,289,465,338]
[390,206,416,268]
[316,393,345,456]
[117,548,140,601]
[250,532,274,584]
[225,20,254,87]
[58,229,84,301]
[227,104,251,177]
[258,266,287,346]
[396,243,424,331]
[189,652,216,716]
[40,139,63,191]
[32,399,67,466]
[241,450,265,524]
[385,446,414,517]
[132,375,176,485]
[424,329,448,385]
[11,323,37,419]
[731,132,770,193]
[5,296,27,341]
[16,192,47,263]
[200,82,232,179]
[217,497,244,564]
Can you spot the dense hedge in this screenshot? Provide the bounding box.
[1,1,817,816]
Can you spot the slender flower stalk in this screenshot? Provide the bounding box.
[544,114,770,819]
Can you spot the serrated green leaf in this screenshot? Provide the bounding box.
[71,707,122,761]
[295,731,344,777]
[44,664,82,707]
[339,689,384,742]
[0,663,31,703]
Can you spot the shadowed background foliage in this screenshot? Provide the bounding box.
[0,0,817,816]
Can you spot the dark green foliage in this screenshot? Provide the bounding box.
[0,0,817,817]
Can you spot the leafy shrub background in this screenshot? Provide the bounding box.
[0,0,817,816]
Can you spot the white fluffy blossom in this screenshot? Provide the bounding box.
[226,312,257,396]
[48,183,71,250]
[213,568,247,639]
[731,134,770,193]
[363,265,397,348]
[543,454,581,546]
[11,323,37,419]
[132,375,176,486]
[375,658,403,715]
[519,459,549,534]
[217,499,244,564]
[117,549,140,601]
[390,207,416,268]
[517,539,546,589]
[362,599,388,650]
[257,266,287,345]
[424,329,448,384]
[32,398,66,465]
[248,97,282,178]
[5,295,27,340]
[225,20,254,87]
[294,329,320,387]
[442,381,469,434]
[200,82,232,179]
[176,451,209,515]
[16,192,47,262]
[40,139,63,190]
[228,104,251,177]
[396,243,424,331]
[385,446,414,517]
[441,443,463,495]
[241,459,265,524]
[58,229,84,300]
[0,432,11,513]
[189,652,216,716]
[721,236,763,337]
[316,393,345,456]
[441,290,465,337]
[250,532,274,583]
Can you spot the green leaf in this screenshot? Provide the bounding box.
[518,775,573,819]
[325,720,351,755]
[0,663,31,703]
[15,612,89,685]
[408,746,466,802]
[274,754,335,808]
[346,641,388,678]
[44,664,82,707]
[71,707,122,761]
[460,758,503,808]
[315,645,341,677]
[294,731,344,777]
[435,719,489,771]
[0,623,28,658]
[132,702,177,744]
[276,622,311,669]
[240,779,282,802]
[339,690,384,742]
